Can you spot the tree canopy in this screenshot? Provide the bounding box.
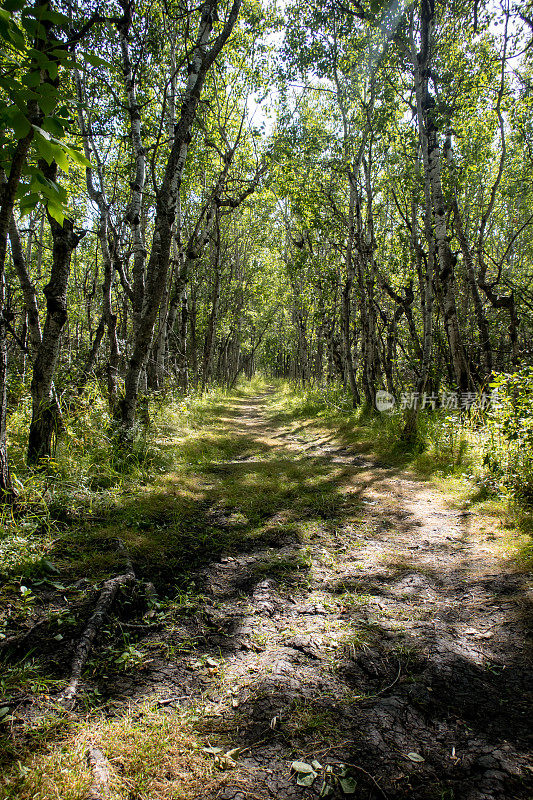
[0,0,531,488]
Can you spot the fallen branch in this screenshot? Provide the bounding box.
[156,694,188,706]
[86,747,112,800]
[58,540,135,708]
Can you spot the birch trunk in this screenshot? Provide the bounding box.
[202,231,221,391]
[119,25,147,329]
[453,201,492,378]
[412,1,470,393]
[341,174,361,406]
[120,0,242,433]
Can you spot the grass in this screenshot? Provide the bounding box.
[266,382,474,476]
[2,376,532,799]
[284,699,342,743]
[0,706,230,800]
[266,382,533,571]
[245,551,311,585]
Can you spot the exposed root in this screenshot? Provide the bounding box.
[86,746,112,800]
[58,540,135,708]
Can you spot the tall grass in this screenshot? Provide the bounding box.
[1,379,267,583]
[267,381,474,477]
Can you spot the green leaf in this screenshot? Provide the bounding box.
[38,95,57,116]
[0,707,10,721]
[32,129,73,172]
[339,776,357,794]
[3,0,26,11]
[46,200,65,226]
[28,172,64,201]
[292,761,315,774]
[32,131,56,165]
[34,83,59,115]
[38,8,72,26]
[42,116,65,138]
[20,16,45,39]
[19,192,40,217]
[296,772,317,786]
[60,57,77,69]
[22,71,42,88]
[45,59,58,80]
[63,146,91,168]
[13,88,39,108]
[27,47,49,69]
[0,9,25,49]
[81,51,111,68]
[5,106,31,139]
[40,558,59,574]
[407,752,425,762]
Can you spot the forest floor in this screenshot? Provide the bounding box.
[1,388,532,800]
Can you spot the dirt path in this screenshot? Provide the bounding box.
[7,393,531,799]
[98,393,530,800]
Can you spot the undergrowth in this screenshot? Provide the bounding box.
[1,376,270,584]
[266,381,474,476]
[266,378,533,570]
[0,706,227,800]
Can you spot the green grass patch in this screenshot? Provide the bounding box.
[265,381,533,572]
[0,706,228,800]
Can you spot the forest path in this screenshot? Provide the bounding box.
[10,392,531,799]
[112,391,532,800]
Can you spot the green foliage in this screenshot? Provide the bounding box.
[0,0,93,222]
[268,381,473,477]
[483,369,533,500]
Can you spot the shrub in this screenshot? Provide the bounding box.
[483,368,533,501]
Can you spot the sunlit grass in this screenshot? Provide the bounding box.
[0,706,227,800]
[267,381,533,572]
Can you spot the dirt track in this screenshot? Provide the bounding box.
[6,393,531,799]
[102,394,533,799]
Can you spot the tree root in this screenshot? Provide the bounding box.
[86,747,112,800]
[58,539,136,708]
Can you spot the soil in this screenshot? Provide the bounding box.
[3,393,533,799]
